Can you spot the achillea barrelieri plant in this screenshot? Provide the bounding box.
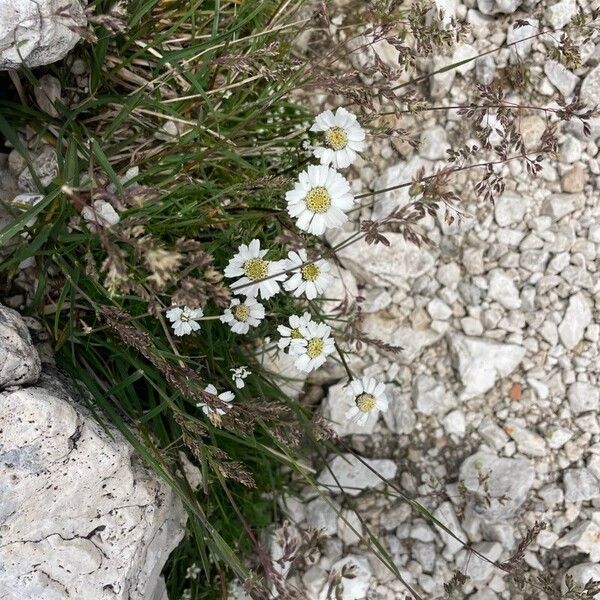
[1,0,599,598]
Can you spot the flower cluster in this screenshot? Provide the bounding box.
[164,108,389,426]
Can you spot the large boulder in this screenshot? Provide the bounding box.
[0,0,86,70]
[0,306,188,599]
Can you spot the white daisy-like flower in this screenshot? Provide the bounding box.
[231,366,250,389]
[197,384,235,416]
[220,297,265,334]
[283,249,334,300]
[285,165,354,236]
[345,377,388,426]
[310,107,366,169]
[166,305,204,337]
[224,239,288,300]
[289,320,335,372]
[277,312,313,351]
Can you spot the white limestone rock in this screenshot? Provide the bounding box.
[562,563,600,598]
[370,157,432,221]
[411,374,446,415]
[568,382,600,415]
[477,0,522,15]
[558,292,592,350]
[447,334,526,399]
[460,451,534,521]
[433,501,466,556]
[487,269,522,310]
[581,64,600,108]
[494,191,526,227]
[361,312,443,365]
[382,388,416,434]
[0,304,41,388]
[556,515,600,562]
[0,0,86,69]
[563,468,600,503]
[335,231,435,287]
[0,373,188,599]
[317,454,397,497]
[322,555,372,600]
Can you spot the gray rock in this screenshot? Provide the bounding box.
[0,0,86,69]
[557,517,600,562]
[487,269,522,310]
[18,145,58,192]
[568,382,600,415]
[460,451,534,521]
[412,541,436,573]
[519,250,549,273]
[541,193,580,220]
[337,509,363,546]
[430,55,456,98]
[507,19,539,61]
[0,374,188,599]
[326,556,372,600]
[443,409,466,436]
[581,64,600,108]
[563,468,600,503]
[477,0,521,14]
[434,501,466,556]
[448,334,526,399]
[0,304,41,388]
[305,497,339,536]
[334,230,435,287]
[544,60,579,97]
[317,454,397,497]
[504,420,547,457]
[458,541,503,582]
[412,374,446,415]
[33,74,62,117]
[382,388,416,434]
[558,292,592,350]
[475,55,496,85]
[419,126,449,160]
[545,0,576,28]
[561,563,600,597]
[371,156,431,220]
[494,191,526,227]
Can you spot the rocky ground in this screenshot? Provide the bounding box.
[264,0,600,598]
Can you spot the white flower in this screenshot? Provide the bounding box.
[197,384,234,416]
[285,165,354,236]
[284,249,334,300]
[185,564,201,579]
[231,366,250,389]
[289,320,335,372]
[220,297,265,334]
[310,107,366,169]
[224,239,287,300]
[166,305,204,336]
[345,377,388,426]
[277,312,313,351]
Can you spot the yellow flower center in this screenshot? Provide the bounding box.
[234,304,250,322]
[325,126,348,150]
[305,187,331,214]
[306,338,324,358]
[243,258,268,280]
[290,328,303,339]
[356,393,376,413]
[301,263,320,282]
